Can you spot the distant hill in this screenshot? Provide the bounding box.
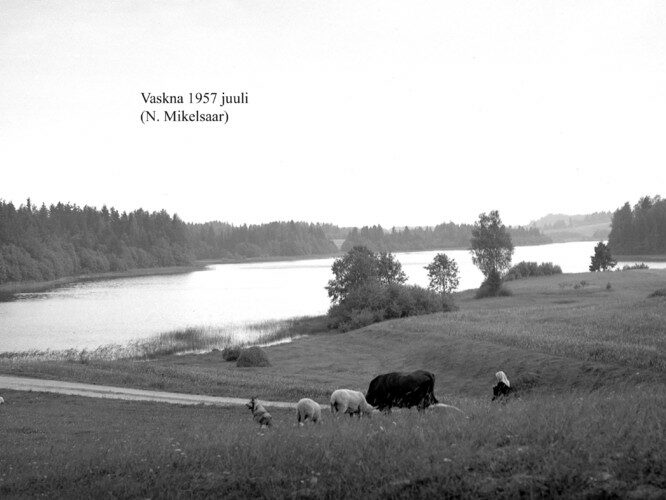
[529,211,611,242]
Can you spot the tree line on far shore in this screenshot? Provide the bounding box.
[0,200,337,284]
[2,193,662,286]
[0,198,551,286]
[341,223,550,253]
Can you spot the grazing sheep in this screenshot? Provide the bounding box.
[246,397,273,428]
[330,389,374,418]
[492,370,515,401]
[296,398,322,424]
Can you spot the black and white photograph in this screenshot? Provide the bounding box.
[1,1,665,498]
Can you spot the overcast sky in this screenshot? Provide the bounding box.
[1,1,664,227]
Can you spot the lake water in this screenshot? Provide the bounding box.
[0,241,663,352]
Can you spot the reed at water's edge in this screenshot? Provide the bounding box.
[0,316,328,363]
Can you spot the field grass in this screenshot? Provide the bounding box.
[1,387,663,498]
[1,269,665,497]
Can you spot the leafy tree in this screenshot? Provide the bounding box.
[589,242,617,271]
[377,251,407,285]
[326,246,406,303]
[470,211,514,293]
[424,253,460,295]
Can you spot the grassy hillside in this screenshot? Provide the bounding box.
[542,221,611,242]
[1,269,665,497]
[2,269,664,400]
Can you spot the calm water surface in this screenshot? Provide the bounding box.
[0,241,663,352]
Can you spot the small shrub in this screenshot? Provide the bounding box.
[221,346,241,361]
[236,346,271,367]
[504,261,562,281]
[475,269,512,299]
[475,283,513,299]
[338,308,381,332]
[648,288,666,298]
[622,263,649,270]
[606,282,612,290]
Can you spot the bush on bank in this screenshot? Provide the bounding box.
[328,282,454,332]
[503,261,563,281]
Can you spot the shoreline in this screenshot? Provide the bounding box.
[2,243,661,297]
[198,252,343,265]
[0,264,208,296]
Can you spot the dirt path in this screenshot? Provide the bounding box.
[0,375,298,409]
[0,375,464,413]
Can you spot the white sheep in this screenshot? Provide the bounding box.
[296,398,322,424]
[330,389,374,418]
[0,396,4,404]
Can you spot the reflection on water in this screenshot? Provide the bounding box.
[0,241,663,352]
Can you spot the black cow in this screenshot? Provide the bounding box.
[365,370,438,411]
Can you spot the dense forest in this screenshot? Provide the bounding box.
[1,198,554,285]
[341,223,550,253]
[608,195,666,255]
[188,220,338,259]
[0,200,337,285]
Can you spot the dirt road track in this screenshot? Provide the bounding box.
[0,375,297,409]
[0,375,463,413]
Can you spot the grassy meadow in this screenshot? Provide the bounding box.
[1,269,665,497]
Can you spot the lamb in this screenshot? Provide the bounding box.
[330,389,374,417]
[246,397,273,428]
[296,398,322,424]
